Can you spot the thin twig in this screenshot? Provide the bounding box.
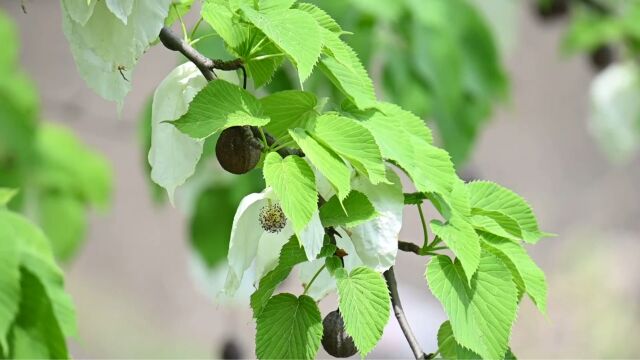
[384,267,430,359]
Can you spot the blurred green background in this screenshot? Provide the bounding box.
[1,0,639,358]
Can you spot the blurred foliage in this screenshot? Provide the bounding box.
[0,9,112,262]
[0,192,77,359]
[539,0,640,162]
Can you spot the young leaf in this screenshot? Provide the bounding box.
[319,190,377,228]
[336,267,390,356]
[430,217,480,282]
[289,128,351,201]
[241,6,322,81]
[148,63,207,202]
[170,79,269,139]
[311,113,387,185]
[355,103,455,195]
[263,153,317,233]
[319,30,376,109]
[467,181,546,243]
[480,233,547,314]
[255,293,323,359]
[426,253,518,360]
[261,90,317,141]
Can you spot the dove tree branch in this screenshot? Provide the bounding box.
[159,25,432,359]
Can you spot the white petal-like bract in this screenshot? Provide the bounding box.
[349,167,403,271]
[223,191,269,294]
[148,63,207,202]
[61,0,171,105]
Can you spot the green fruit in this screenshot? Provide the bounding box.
[322,310,358,358]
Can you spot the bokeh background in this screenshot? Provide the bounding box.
[1,0,639,358]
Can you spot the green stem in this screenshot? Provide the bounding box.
[303,264,326,296]
[173,4,189,42]
[190,32,219,46]
[258,127,269,150]
[190,17,204,40]
[417,205,429,250]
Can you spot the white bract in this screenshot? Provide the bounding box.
[348,168,404,271]
[148,63,207,203]
[61,0,172,106]
[224,188,324,295]
[310,162,404,271]
[589,62,640,163]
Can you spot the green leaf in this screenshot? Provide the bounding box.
[437,321,481,360]
[261,90,317,141]
[467,181,545,243]
[255,293,323,359]
[325,256,343,275]
[165,0,194,26]
[426,253,518,360]
[0,230,19,350]
[244,41,284,88]
[319,190,377,228]
[9,269,68,359]
[241,6,322,81]
[148,63,207,202]
[0,188,18,207]
[201,0,249,49]
[263,152,317,233]
[259,0,296,12]
[0,209,77,357]
[480,232,547,314]
[352,103,455,195]
[251,236,308,317]
[319,30,376,109]
[170,79,269,139]
[336,267,390,356]
[37,192,87,262]
[438,320,517,360]
[296,3,342,33]
[430,217,480,282]
[470,210,522,242]
[0,8,18,72]
[289,128,351,201]
[311,113,386,184]
[62,0,172,105]
[36,123,112,210]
